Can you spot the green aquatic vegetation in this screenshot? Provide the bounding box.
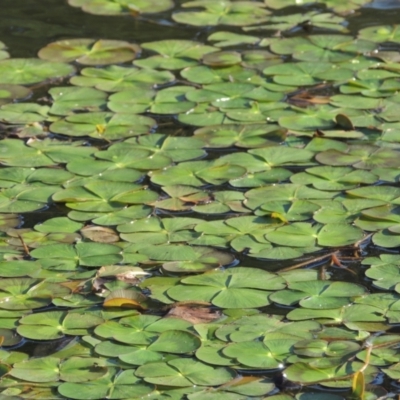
[134,40,218,70]
[3,0,400,397]
[0,58,75,85]
[108,86,196,114]
[68,0,174,15]
[48,87,107,116]
[70,65,174,92]
[172,0,271,27]
[0,84,31,106]
[167,267,285,308]
[194,124,287,149]
[38,39,140,65]
[247,11,348,33]
[50,112,156,140]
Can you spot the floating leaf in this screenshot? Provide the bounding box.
[71,65,174,92]
[58,368,154,399]
[135,40,217,70]
[135,358,236,387]
[68,0,174,15]
[0,59,75,85]
[38,39,140,65]
[172,1,270,27]
[17,310,104,340]
[167,267,285,308]
[50,112,156,140]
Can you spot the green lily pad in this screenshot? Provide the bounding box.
[108,86,196,114]
[58,368,154,399]
[38,39,140,65]
[0,184,59,213]
[68,0,174,15]
[0,278,70,310]
[266,222,364,248]
[172,1,271,27]
[17,310,104,340]
[316,145,400,169]
[9,356,108,383]
[134,40,217,70]
[0,58,75,85]
[270,281,367,309]
[194,123,286,149]
[50,112,156,140]
[290,166,378,190]
[117,216,201,245]
[30,242,123,269]
[0,103,49,124]
[359,25,400,43]
[70,65,174,92]
[0,167,74,188]
[167,267,285,308]
[0,84,31,106]
[48,86,107,116]
[150,159,246,187]
[53,180,158,212]
[135,358,236,387]
[263,61,353,86]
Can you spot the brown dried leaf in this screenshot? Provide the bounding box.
[81,225,119,243]
[167,304,221,324]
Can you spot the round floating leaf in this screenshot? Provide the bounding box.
[31,242,122,268]
[359,25,400,43]
[0,261,41,278]
[316,145,400,170]
[271,281,366,309]
[95,314,193,345]
[48,86,107,116]
[0,278,70,310]
[167,267,285,308]
[194,124,286,149]
[223,339,296,369]
[17,310,104,340]
[0,59,75,85]
[135,40,217,70]
[150,160,246,187]
[0,184,59,213]
[135,358,236,387]
[53,180,158,212]
[59,368,154,399]
[38,39,140,65]
[290,166,378,191]
[0,84,31,106]
[266,222,364,248]
[172,1,271,27]
[71,65,174,92]
[50,112,156,140]
[68,0,174,15]
[0,103,49,124]
[108,86,196,114]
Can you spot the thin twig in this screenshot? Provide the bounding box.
[280,251,336,272]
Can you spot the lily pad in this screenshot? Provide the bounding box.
[0,58,75,85]
[17,310,104,340]
[68,0,174,15]
[167,267,285,308]
[135,358,236,387]
[58,368,154,399]
[134,40,217,70]
[38,39,140,65]
[70,65,174,92]
[50,112,156,140]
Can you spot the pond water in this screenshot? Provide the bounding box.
[1,0,400,399]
